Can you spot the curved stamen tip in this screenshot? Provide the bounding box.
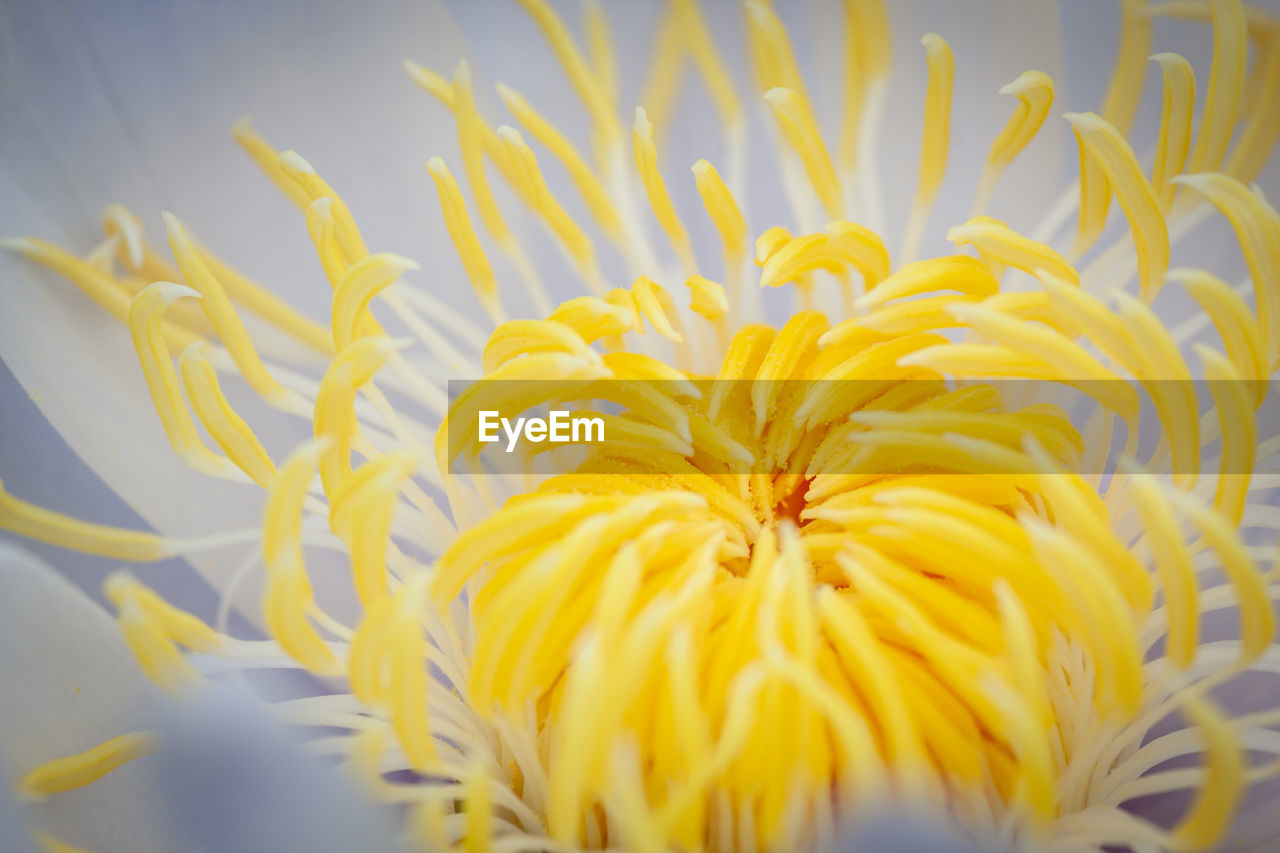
[278,150,316,175]
[142,280,203,305]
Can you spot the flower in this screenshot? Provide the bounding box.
[2,0,1279,851]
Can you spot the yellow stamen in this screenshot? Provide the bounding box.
[515,0,619,147]
[1150,53,1196,210]
[901,33,954,265]
[1171,699,1244,849]
[262,440,342,676]
[1066,112,1170,299]
[691,159,747,261]
[105,572,215,693]
[972,70,1055,216]
[632,276,683,343]
[178,341,277,488]
[495,85,623,242]
[163,213,305,410]
[313,336,404,499]
[128,282,237,477]
[0,479,167,561]
[947,216,1078,285]
[15,732,158,800]
[838,0,891,172]
[634,107,696,275]
[278,151,369,265]
[1184,0,1247,177]
[329,451,424,606]
[331,252,421,350]
[674,0,743,128]
[231,117,311,208]
[687,275,729,320]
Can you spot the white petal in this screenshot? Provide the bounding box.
[0,0,472,619]
[0,541,170,852]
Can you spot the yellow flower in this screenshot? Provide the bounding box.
[2,0,1279,851]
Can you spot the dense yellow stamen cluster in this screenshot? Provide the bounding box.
[3,1,1280,853]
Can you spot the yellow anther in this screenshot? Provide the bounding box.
[1174,173,1280,370]
[498,125,599,282]
[482,319,599,373]
[0,479,166,561]
[104,572,215,693]
[744,1,809,100]
[902,33,954,265]
[973,71,1055,215]
[760,222,889,290]
[426,157,502,323]
[1066,112,1170,299]
[15,732,159,800]
[1226,20,1280,182]
[314,336,404,499]
[388,576,436,769]
[1171,699,1244,850]
[1174,268,1267,397]
[1185,0,1246,176]
[632,276,684,343]
[163,213,302,409]
[634,107,696,274]
[691,159,747,258]
[263,440,342,676]
[584,0,617,110]
[515,0,620,146]
[405,61,523,190]
[278,150,368,264]
[1074,0,1151,257]
[838,0,891,171]
[1150,53,1196,210]
[129,282,235,476]
[495,84,623,241]
[105,571,221,653]
[100,204,147,271]
[331,252,420,350]
[946,216,1078,284]
[639,2,686,137]
[687,275,729,320]
[231,117,311,208]
[674,0,743,126]
[305,198,349,288]
[329,451,424,606]
[857,256,998,310]
[754,226,794,266]
[603,288,645,333]
[0,236,199,353]
[178,341,277,488]
[549,295,636,342]
[764,87,843,218]
[1131,477,1199,668]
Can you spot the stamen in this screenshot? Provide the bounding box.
[14,732,159,800]
[1131,477,1200,668]
[632,276,684,343]
[231,118,311,208]
[497,125,605,294]
[495,85,623,243]
[947,216,1078,284]
[674,0,743,129]
[1173,173,1280,371]
[1225,17,1280,182]
[639,2,684,138]
[687,275,729,320]
[744,1,809,100]
[163,213,308,411]
[515,0,620,148]
[178,341,277,487]
[128,282,239,477]
[1150,53,1196,210]
[838,0,891,174]
[583,0,617,113]
[1174,268,1267,395]
[691,159,748,290]
[764,87,843,218]
[900,34,954,266]
[305,198,349,288]
[0,236,200,352]
[277,151,369,264]
[1184,0,1247,177]
[1065,112,1169,299]
[634,107,697,276]
[329,450,425,606]
[263,440,344,676]
[0,479,166,561]
[972,71,1055,216]
[331,252,422,350]
[1170,699,1244,849]
[105,571,218,693]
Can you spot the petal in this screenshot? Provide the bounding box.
[0,541,171,852]
[152,685,400,853]
[0,0,472,618]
